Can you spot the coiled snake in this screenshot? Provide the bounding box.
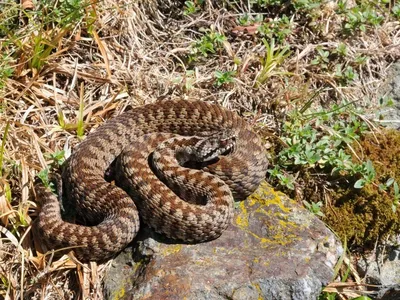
[35,100,268,261]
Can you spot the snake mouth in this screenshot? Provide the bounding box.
[220,140,236,156]
[183,140,236,169]
[201,136,237,162]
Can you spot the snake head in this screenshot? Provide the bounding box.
[193,129,237,162]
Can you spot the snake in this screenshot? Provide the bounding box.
[35,100,268,261]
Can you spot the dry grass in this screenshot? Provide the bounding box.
[0,0,399,298]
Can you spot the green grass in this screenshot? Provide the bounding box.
[0,122,10,177]
[255,39,292,87]
[0,0,89,74]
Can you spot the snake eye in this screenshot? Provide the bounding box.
[220,140,228,147]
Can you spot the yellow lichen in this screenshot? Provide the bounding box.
[234,182,302,247]
[113,287,125,300]
[235,201,249,228]
[161,244,182,256]
[251,282,264,300]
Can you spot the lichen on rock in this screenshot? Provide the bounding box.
[103,181,341,299]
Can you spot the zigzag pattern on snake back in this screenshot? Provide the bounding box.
[115,131,236,242]
[35,100,268,261]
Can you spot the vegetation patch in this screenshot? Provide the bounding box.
[324,130,400,248]
[269,110,400,249]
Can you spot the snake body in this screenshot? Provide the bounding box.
[35,100,268,261]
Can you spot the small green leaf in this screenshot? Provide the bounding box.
[394,182,399,196]
[386,178,395,187]
[351,296,373,300]
[365,160,374,173]
[37,169,50,186]
[392,203,398,213]
[354,179,365,189]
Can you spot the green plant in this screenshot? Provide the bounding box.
[318,291,337,300]
[214,70,236,86]
[237,13,251,25]
[184,1,197,15]
[0,54,14,89]
[54,83,86,137]
[303,200,325,217]
[250,0,285,8]
[311,47,330,69]
[77,82,85,139]
[292,0,321,11]
[337,1,384,34]
[393,181,400,212]
[37,168,55,191]
[37,150,66,192]
[353,160,375,188]
[44,150,66,168]
[258,15,293,42]
[3,0,90,72]
[378,178,400,212]
[335,65,359,84]
[189,29,226,62]
[335,43,347,57]
[183,0,204,15]
[237,13,263,26]
[255,38,291,87]
[0,122,10,177]
[173,70,196,92]
[393,4,400,19]
[27,30,67,70]
[268,166,295,190]
[354,54,368,65]
[323,130,400,248]
[36,0,87,28]
[271,101,370,190]
[379,95,394,108]
[0,1,20,37]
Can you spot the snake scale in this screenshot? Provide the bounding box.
[35,100,268,261]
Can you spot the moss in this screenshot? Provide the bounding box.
[323,129,400,248]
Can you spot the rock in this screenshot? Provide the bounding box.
[357,246,400,299]
[376,62,400,129]
[103,181,342,300]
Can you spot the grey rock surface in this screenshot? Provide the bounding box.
[103,181,342,300]
[357,246,400,299]
[376,62,400,129]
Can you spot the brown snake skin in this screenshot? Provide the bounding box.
[35,100,268,261]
